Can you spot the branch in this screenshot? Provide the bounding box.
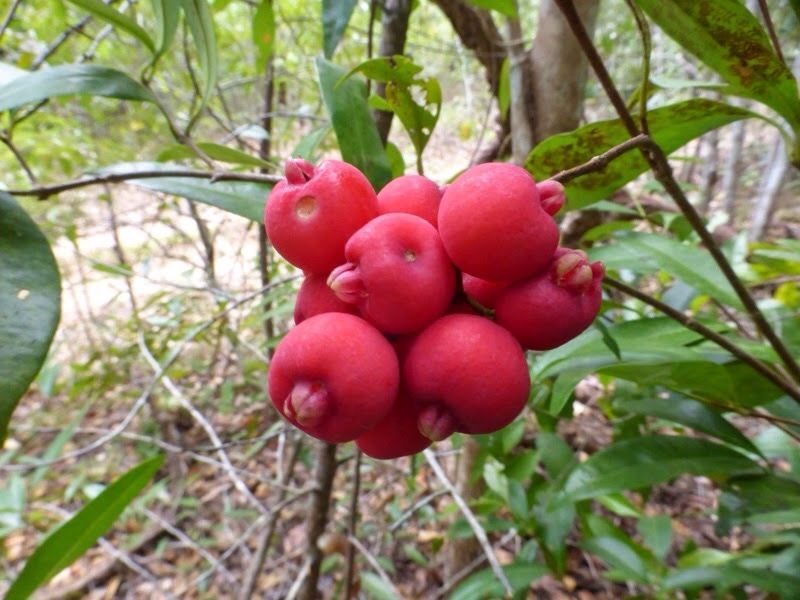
[423,448,513,597]
[344,450,363,599]
[298,442,339,600]
[552,0,800,385]
[756,0,786,67]
[6,169,281,199]
[0,0,22,43]
[550,133,650,184]
[604,276,800,404]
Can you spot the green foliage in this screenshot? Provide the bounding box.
[322,0,357,59]
[65,0,156,53]
[0,65,157,111]
[633,0,800,146]
[526,99,755,209]
[0,193,61,446]
[5,455,163,599]
[316,57,392,190]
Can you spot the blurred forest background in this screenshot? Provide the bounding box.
[2,0,800,598]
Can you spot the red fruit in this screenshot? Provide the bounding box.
[438,162,559,281]
[403,314,530,438]
[294,273,358,324]
[268,313,399,443]
[536,179,566,216]
[328,213,456,334]
[377,174,443,228]
[495,248,605,351]
[356,393,431,459]
[462,273,510,309]
[265,158,378,274]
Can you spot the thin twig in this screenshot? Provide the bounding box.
[550,133,650,184]
[604,276,800,404]
[756,0,786,66]
[1,135,37,182]
[347,535,403,595]
[7,169,280,200]
[238,437,303,600]
[138,336,270,517]
[423,448,513,597]
[0,0,22,42]
[344,450,363,599]
[551,0,800,385]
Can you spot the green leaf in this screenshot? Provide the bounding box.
[96,162,269,222]
[618,396,760,456]
[465,0,517,18]
[181,0,218,113]
[0,193,61,446]
[385,141,405,179]
[594,319,621,360]
[322,0,357,59]
[151,0,180,55]
[316,57,392,191]
[637,514,672,561]
[0,65,156,111]
[291,125,330,161]
[347,56,442,173]
[583,536,651,583]
[253,0,275,73]
[451,562,547,600]
[65,0,155,52]
[633,0,800,132]
[5,455,163,599]
[156,142,272,168]
[360,572,399,600]
[617,232,742,309]
[562,435,761,501]
[31,404,90,486]
[526,99,755,210]
[664,564,800,595]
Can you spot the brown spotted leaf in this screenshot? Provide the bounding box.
[634,0,800,131]
[525,99,754,210]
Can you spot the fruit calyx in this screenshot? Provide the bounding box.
[537,180,565,216]
[551,249,604,293]
[327,263,367,304]
[284,381,330,427]
[418,404,457,441]
[284,158,316,185]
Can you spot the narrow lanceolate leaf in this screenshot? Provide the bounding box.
[65,0,156,53]
[156,142,272,168]
[0,65,156,111]
[316,57,392,191]
[322,0,357,59]
[0,193,61,446]
[5,455,163,600]
[181,0,218,111]
[633,0,800,132]
[618,396,760,456]
[615,232,742,309]
[252,0,275,73]
[151,0,180,56]
[96,162,270,222]
[561,435,760,501]
[526,99,754,210]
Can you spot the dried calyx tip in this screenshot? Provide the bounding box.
[327,263,366,304]
[284,158,316,185]
[552,250,602,293]
[418,405,456,441]
[284,381,330,427]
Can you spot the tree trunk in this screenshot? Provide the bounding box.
[506,9,535,163]
[699,128,719,215]
[720,117,746,225]
[529,0,600,143]
[749,135,788,241]
[373,0,413,144]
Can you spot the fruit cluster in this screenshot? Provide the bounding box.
[265,158,604,459]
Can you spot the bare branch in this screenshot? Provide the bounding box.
[423,448,513,597]
[6,169,280,200]
[550,133,650,184]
